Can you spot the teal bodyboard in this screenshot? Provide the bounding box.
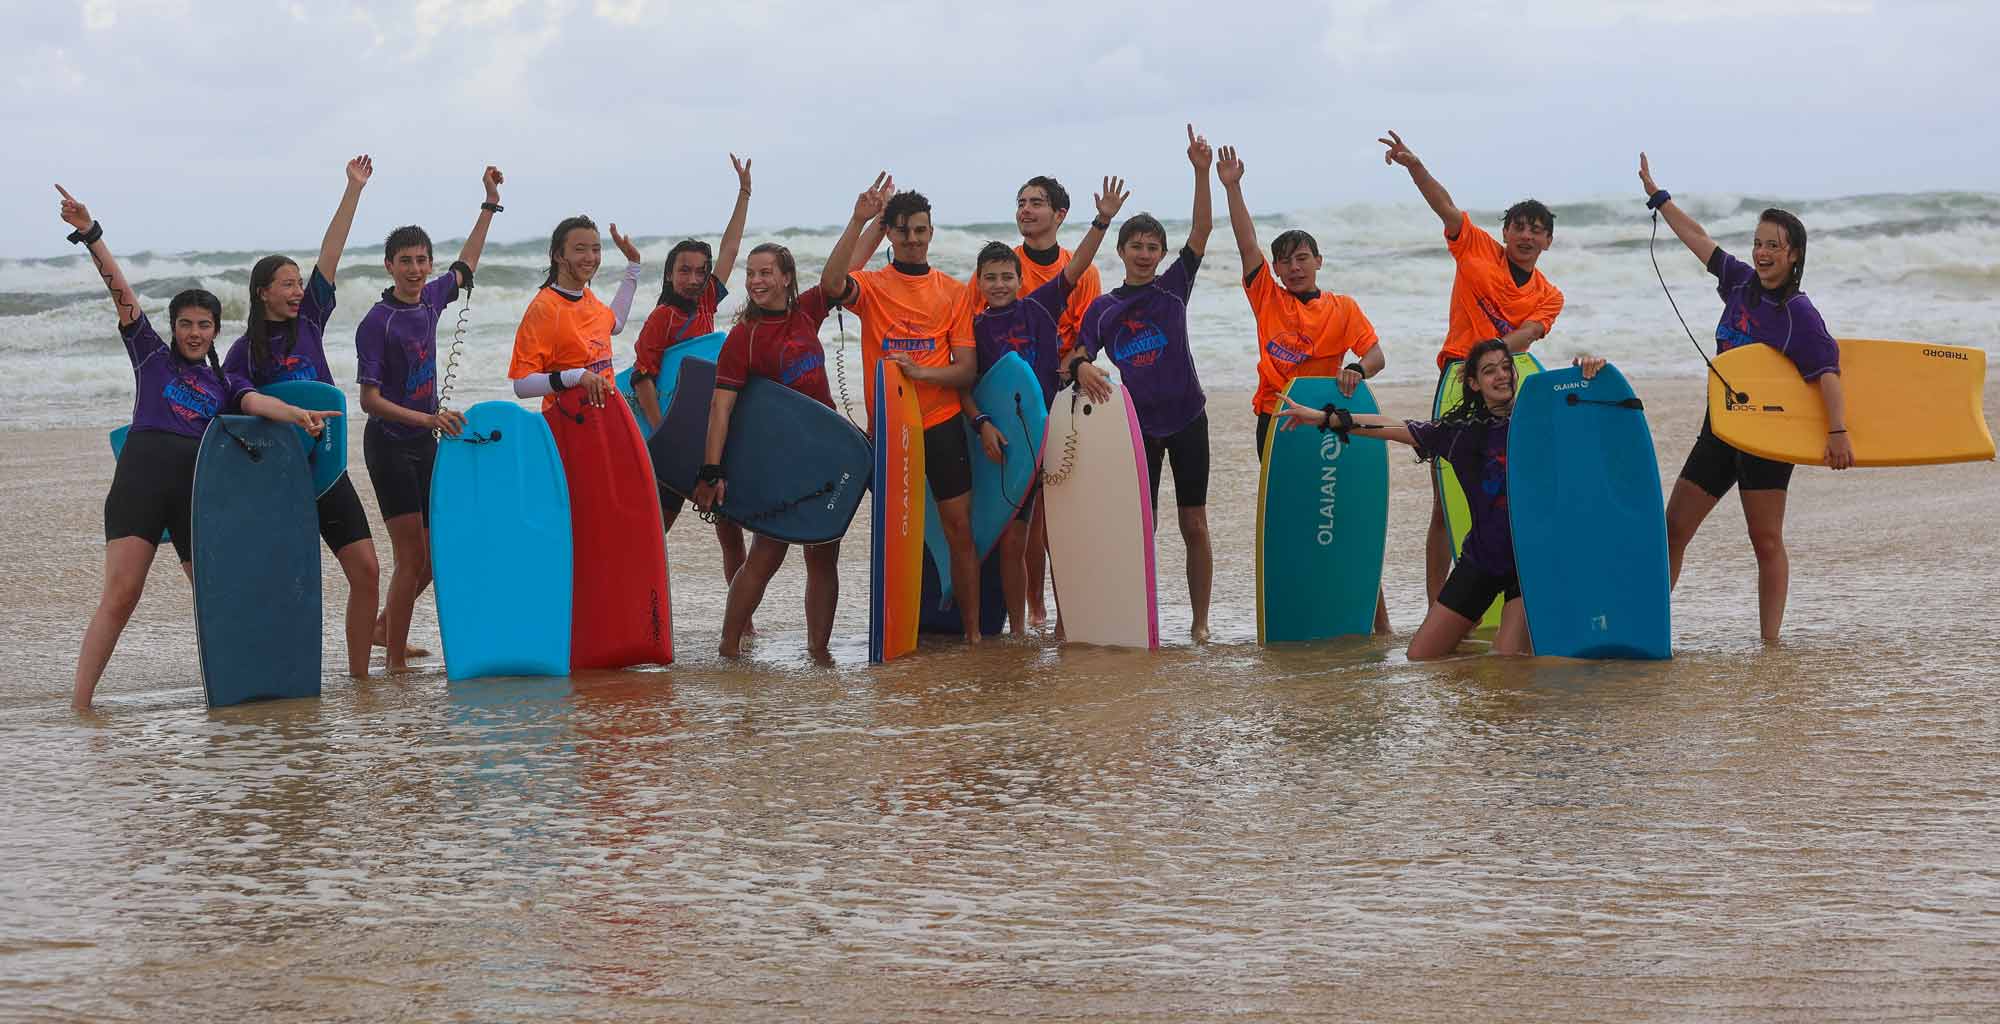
[1256,378,1389,643]
[617,331,726,436]
[919,353,1046,619]
[258,380,348,498]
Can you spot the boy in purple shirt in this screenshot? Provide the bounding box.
[56,185,336,709]
[961,175,1126,636]
[1638,153,1852,643]
[355,166,504,672]
[222,155,382,678]
[1064,125,1216,642]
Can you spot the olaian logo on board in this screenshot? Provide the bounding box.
[1315,433,1344,546]
[1552,380,1589,392]
[899,425,911,539]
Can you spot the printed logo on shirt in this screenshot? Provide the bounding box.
[882,335,935,354]
[1482,438,1509,512]
[782,348,826,387]
[266,353,318,385]
[586,356,614,376]
[164,371,221,424]
[1476,297,1517,339]
[1264,332,1311,368]
[404,343,437,403]
[1716,310,1755,353]
[999,332,1038,357]
[1111,319,1168,367]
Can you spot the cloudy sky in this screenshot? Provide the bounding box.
[5,0,1991,255]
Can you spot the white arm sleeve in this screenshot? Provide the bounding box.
[512,368,585,398]
[608,261,642,335]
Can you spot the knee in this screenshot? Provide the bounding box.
[100,579,145,621]
[1747,524,1786,562]
[1666,515,1698,550]
[1177,508,1210,544]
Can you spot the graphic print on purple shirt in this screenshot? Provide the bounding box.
[355,271,460,440]
[1407,416,1515,576]
[1077,247,1205,437]
[223,266,338,388]
[1476,297,1516,337]
[1707,248,1840,380]
[123,314,250,438]
[973,272,1071,406]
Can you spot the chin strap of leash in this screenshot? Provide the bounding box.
[1650,211,1747,407]
[698,480,839,527]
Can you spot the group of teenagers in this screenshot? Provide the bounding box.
[61,125,1854,709]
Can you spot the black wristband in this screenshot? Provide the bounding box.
[971,414,994,431]
[1345,362,1366,377]
[66,220,103,246]
[697,463,726,483]
[1090,218,1110,231]
[449,259,474,291]
[1646,189,1671,211]
[549,371,568,392]
[481,202,504,213]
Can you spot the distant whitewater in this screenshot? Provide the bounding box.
[3,191,1994,429]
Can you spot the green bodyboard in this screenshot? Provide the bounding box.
[1432,352,1544,630]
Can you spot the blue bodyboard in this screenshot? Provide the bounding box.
[1507,364,1671,659]
[429,401,573,681]
[918,353,1046,633]
[618,331,726,437]
[191,416,321,706]
[1255,378,1389,643]
[258,380,349,498]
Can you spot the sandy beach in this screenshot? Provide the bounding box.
[3,378,1999,1020]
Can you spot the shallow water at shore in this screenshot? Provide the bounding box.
[3,382,1999,1021]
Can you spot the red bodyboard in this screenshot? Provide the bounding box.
[546,391,673,670]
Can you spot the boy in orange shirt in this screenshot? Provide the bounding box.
[1217,142,1391,634]
[1380,129,1564,601]
[826,182,984,643]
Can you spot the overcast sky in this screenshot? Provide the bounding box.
[5,0,1992,256]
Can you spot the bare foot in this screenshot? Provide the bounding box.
[1028,604,1048,627]
[1191,623,1211,644]
[808,646,833,666]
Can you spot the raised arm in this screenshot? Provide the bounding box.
[606,223,644,334]
[823,173,892,301]
[1064,176,1128,287]
[848,214,887,272]
[1186,124,1214,257]
[1379,130,1464,236]
[1215,145,1262,276]
[317,154,372,286]
[56,186,140,327]
[453,166,505,283]
[1638,152,1718,267]
[715,154,753,283]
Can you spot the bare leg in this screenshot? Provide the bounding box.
[380,512,429,672]
[1025,500,1050,625]
[1493,596,1532,656]
[1374,589,1392,635]
[998,520,1029,636]
[1179,505,1212,643]
[1664,477,1721,590]
[803,539,841,660]
[937,492,980,643]
[334,538,382,678]
[1740,488,1790,643]
[74,537,159,709]
[1407,600,1479,660]
[720,535,788,657]
[716,520,753,634]
[1425,493,1451,603]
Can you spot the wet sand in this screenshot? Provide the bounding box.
[2,379,1998,1021]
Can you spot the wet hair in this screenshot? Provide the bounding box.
[383,225,433,263]
[167,287,232,387]
[1271,229,1320,264]
[733,242,798,326]
[975,241,1021,275]
[1117,212,1168,251]
[1018,176,1071,214]
[1751,207,1809,303]
[883,191,932,230]
[541,214,598,289]
[244,254,299,375]
[1439,337,1516,427]
[657,239,714,306]
[1501,200,1555,235]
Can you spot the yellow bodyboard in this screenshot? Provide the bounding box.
[1707,339,1993,467]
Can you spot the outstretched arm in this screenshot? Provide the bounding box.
[1638,152,1718,267]
[318,154,372,286]
[1063,176,1127,287]
[56,186,141,327]
[848,215,887,272]
[715,154,753,283]
[1273,394,1418,445]
[824,173,892,301]
[1186,124,1214,256]
[1216,145,1261,276]
[1379,130,1464,237]
[453,166,505,283]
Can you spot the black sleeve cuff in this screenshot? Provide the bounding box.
[1705,247,1730,277]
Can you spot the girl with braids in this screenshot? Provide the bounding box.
[689,174,891,660]
[506,213,645,411]
[56,186,338,709]
[1638,153,1852,643]
[1274,339,1607,660]
[633,155,753,621]
[222,155,380,679]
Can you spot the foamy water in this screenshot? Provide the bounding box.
[4,191,1995,429]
